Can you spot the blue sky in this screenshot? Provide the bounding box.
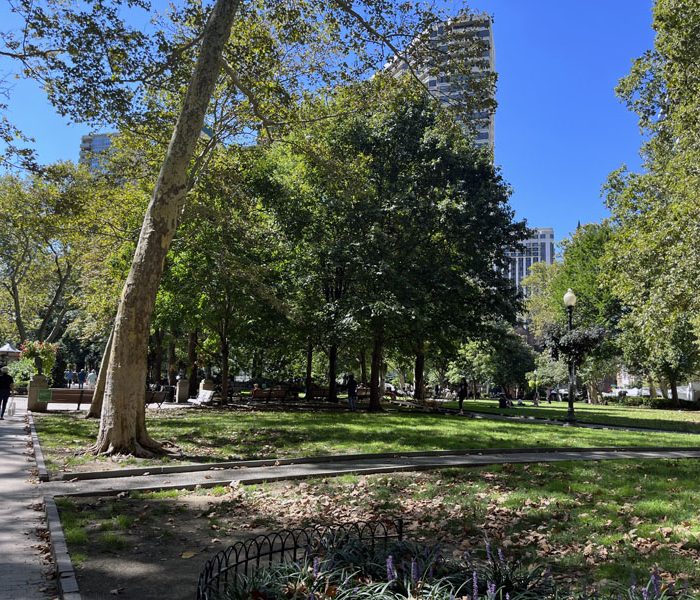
[2,0,655,242]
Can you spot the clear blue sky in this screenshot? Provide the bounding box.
[3,0,655,242]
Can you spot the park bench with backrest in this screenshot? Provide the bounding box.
[37,388,92,410]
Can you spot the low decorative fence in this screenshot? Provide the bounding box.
[196,519,404,600]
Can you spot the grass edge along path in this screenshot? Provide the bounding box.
[32,408,700,476]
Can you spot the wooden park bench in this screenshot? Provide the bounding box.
[250,384,297,403]
[145,389,171,408]
[37,388,93,410]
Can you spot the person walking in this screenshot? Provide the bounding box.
[71,369,79,388]
[86,369,97,389]
[457,379,468,415]
[346,373,358,412]
[0,366,14,420]
[64,367,72,388]
[77,368,86,389]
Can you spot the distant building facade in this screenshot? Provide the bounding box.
[385,12,495,149]
[506,227,555,290]
[79,133,113,171]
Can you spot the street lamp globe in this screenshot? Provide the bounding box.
[563,288,577,308]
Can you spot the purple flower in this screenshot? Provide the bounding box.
[386,555,396,582]
[642,588,649,600]
[473,570,478,599]
[652,569,661,598]
[312,556,320,578]
[497,548,505,563]
[487,582,496,598]
[411,558,419,583]
[485,540,492,562]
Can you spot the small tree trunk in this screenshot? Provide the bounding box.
[167,334,178,386]
[328,344,338,402]
[86,327,114,419]
[647,375,656,399]
[413,346,425,401]
[658,379,668,399]
[220,339,230,401]
[187,330,198,398]
[305,339,313,398]
[359,349,367,384]
[368,328,384,412]
[152,328,163,384]
[94,0,242,456]
[472,379,479,399]
[670,377,680,407]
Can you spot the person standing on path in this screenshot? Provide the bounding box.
[457,379,468,415]
[0,366,14,420]
[347,373,358,412]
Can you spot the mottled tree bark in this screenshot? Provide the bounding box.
[86,327,114,419]
[93,0,241,455]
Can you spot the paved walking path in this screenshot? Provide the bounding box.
[0,398,53,599]
[43,446,700,498]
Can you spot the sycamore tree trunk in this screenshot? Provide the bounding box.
[648,375,656,399]
[413,345,425,401]
[368,327,384,412]
[93,0,241,456]
[86,326,114,419]
[328,344,338,402]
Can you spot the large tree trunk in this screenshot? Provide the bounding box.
[86,327,114,419]
[305,339,313,399]
[413,345,425,401]
[328,344,338,403]
[368,328,383,412]
[93,0,241,456]
[187,330,198,398]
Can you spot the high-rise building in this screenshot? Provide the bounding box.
[79,133,112,171]
[506,227,555,290]
[385,13,495,149]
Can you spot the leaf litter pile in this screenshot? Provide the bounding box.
[57,459,700,599]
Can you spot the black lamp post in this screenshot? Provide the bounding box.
[563,288,577,423]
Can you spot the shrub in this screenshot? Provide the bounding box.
[217,538,691,600]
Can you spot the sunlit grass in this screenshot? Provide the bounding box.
[33,406,700,475]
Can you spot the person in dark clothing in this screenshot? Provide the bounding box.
[457,379,468,414]
[0,366,14,420]
[346,373,358,412]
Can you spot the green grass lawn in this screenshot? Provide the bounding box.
[56,458,700,594]
[445,399,700,433]
[33,406,700,475]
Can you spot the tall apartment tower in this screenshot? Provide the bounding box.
[506,227,556,290]
[385,13,495,149]
[79,133,112,171]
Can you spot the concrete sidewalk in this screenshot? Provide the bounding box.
[43,446,700,498]
[0,397,54,599]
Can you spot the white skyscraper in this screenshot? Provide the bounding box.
[385,12,495,149]
[506,227,556,290]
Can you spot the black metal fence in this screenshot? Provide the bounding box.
[196,519,404,600]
